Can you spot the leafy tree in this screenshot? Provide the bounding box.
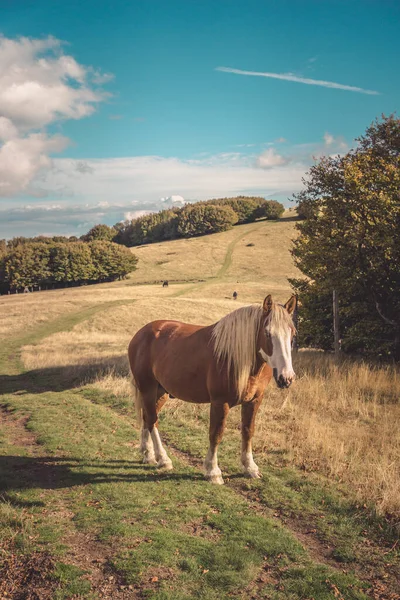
[251,199,285,220]
[81,224,117,242]
[89,241,138,280]
[292,115,400,359]
[205,197,284,223]
[177,204,237,237]
[3,244,51,288]
[7,237,29,249]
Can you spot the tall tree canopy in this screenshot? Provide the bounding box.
[292,115,400,359]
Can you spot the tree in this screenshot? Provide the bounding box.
[89,241,138,280]
[177,204,237,237]
[292,115,400,359]
[3,243,51,288]
[81,224,117,242]
[251,199,285,220]
[205,197,284,223]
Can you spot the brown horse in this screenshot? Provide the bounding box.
[128,294,297,484]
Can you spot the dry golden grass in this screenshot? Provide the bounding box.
[253,353,400,517]
[129,216,300,292]
[7,217,400,517]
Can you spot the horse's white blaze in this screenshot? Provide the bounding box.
[150,428,173,469]
[271,329,295,380]
[260,327,295,382]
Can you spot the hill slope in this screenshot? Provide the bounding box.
[129,214,301,304]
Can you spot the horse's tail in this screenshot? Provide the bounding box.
[131,378,143,427]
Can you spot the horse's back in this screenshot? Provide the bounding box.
[128,319,205,371]
[128,319,213,401]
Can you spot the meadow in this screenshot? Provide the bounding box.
[0,215,399,599]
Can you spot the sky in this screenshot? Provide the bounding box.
[0,0,399,238]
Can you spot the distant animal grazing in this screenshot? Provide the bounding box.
[233,291,238,300]
[162,280,169,287]
[128,294,297,484]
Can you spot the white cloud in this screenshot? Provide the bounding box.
[323,132,334,146]
[76,161,95,174]
[0,35,111,197]
[46,154,304,200]
[0,117,18,141]
[216,66,380,95]
[0,133,69,196]
[123,210,151,221]
[256,148,288,168]
[322,132,348,154]
[161,194,186,206]
[0,130,351,237]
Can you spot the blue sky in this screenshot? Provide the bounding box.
[0,0,399,237]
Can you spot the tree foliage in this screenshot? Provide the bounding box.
[114,197,284,247]
[0,241,138,291]
[292,115,400,359]
[176,204,238,237]
[80,224,117,242]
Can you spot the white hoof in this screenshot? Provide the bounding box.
[142,455,157,465]
[244,468,262,479]
[208,474,224,485]
[157,458,173,470]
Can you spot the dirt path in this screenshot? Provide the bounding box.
[171,222,267,298]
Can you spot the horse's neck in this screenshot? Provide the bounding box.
[251,350,267,378]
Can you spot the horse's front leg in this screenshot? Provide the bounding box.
[241,396,263,478]
[204,401,230,485]
[141,389,173,470]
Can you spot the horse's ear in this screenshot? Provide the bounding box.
[284,295,297,315]
[263,295,273,314]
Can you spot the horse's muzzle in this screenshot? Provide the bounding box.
[273,369,294,389]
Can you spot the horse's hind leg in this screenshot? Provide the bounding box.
[142,386,173,470]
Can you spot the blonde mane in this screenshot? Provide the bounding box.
[211,303,294,399]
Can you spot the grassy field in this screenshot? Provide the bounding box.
[1,216,399,599]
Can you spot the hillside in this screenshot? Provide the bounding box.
[129,213,301,304]
[1,213,399,600]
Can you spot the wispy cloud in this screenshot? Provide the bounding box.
[216,66,380,96]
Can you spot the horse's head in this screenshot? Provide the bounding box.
[259,294,297,389]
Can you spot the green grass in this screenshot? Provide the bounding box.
[0,352,373,598]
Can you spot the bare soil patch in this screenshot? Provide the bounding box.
[0,551,59,600]
[62,531,139,599]
[0,406,39,451]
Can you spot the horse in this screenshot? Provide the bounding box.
[128,294,297,484]
[162,280,169,287]
[233,291,238,300]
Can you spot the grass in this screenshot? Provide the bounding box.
[0,216,399,599]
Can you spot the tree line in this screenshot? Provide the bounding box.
[291,115,400,360]
[113,197,284,247]
[0,196,283,293]
[0,240,138,293]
